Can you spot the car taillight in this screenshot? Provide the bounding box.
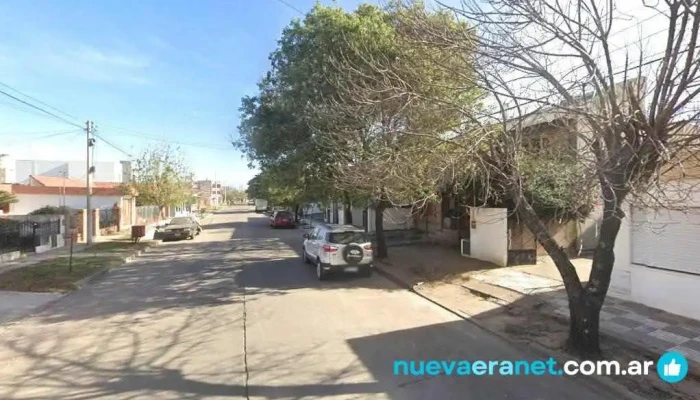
[322,245,338,253]
[364,244,372,250]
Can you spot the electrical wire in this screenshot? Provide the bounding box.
[0,128,79,136]
[0,81,80,121]
[100,125,235,151]
[480,41,700,120]
[271,0,304,15]
[13,130,82,142]
[0,87,84,129]
[93,131,133,158]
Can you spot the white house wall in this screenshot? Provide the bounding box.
[12,160,126,184]
[364,207,415,232]
[8,194,123,215]
[469,207,509,267]
[610,203,700,320]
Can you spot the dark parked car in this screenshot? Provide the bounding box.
[161,216,202,241]
[270,210,296,229]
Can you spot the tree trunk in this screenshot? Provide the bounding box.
[343,192,353,225]
[513,192,602,356]
[294,204,300,221]
[568,294,602,357]
[374,201,389,259]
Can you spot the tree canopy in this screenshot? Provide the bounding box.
[128,145,193,214]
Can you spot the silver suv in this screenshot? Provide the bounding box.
[302,224,374,280]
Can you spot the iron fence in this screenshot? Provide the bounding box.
[99,208,119,229]
[0,218,61,255]
[135,205,160,224]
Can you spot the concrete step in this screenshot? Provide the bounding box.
[460,279,525,306]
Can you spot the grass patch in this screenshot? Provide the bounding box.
[0,255,125,293]
[87,240,156,254]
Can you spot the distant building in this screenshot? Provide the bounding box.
[0,158,132,184]
[193,180,223,208]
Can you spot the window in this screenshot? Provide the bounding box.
[328,231,369,244]
[170,217,193,225]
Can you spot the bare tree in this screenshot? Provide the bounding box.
[379,0,700,356]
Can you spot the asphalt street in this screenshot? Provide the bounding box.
[0,206,627,399]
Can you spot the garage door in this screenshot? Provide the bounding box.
[631,207,700,275]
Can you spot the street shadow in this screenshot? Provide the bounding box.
[0,306,387,400]
[30,236,259,324]
[344,319,624,400]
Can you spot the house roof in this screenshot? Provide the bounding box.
[30,175,121,189]
[11,184,126,196]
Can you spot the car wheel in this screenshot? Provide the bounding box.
[316,259,327,281]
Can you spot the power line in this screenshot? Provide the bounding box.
[0,128,79,136]
[481,37,700,120]
[100,125,236,151]
[92,131,133,158]
[0,87,83,129]
[271,0,304,15]
[14,130,82,142]
[0,81,81,121]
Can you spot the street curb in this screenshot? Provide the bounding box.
[374,262,648,400]
[0,241,160,333]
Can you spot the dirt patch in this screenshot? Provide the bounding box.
[483,303,700,400]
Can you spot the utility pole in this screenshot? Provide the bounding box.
[86,121,95,245]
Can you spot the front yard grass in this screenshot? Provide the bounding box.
[0,255,125,293]
[87,239,156,254]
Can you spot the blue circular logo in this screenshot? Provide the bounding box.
[657,351,689,383]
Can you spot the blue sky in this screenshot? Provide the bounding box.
[0,0,453,188]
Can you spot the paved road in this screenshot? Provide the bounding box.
[0,207,625,399]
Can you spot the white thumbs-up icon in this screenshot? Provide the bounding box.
[664,359,682,377]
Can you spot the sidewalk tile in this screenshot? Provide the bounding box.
[637,318,670,330]
[632,325,657,334]
[624,329,676,351]
[604,321,633,335]
[661,325,700,339]
[602,306,629,315]
[681,339,700,352]
[670,345,700,363]
[649,329,692,345]
[609,316,644,328]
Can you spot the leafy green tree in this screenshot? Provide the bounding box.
[129,145,192,217]
[307,2,480,257]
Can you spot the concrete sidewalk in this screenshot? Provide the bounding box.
[377,244,700,367]
[0,234,161,327]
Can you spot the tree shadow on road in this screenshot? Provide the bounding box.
[0,309,388,400]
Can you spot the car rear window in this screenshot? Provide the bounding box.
[276,211,293,218]
[328,231,369,244]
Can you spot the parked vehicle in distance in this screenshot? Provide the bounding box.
[302,224,373,280]
[254,199,268,213]
[247,199,255,205]
[270,210,296,229]
[161,216,202,241]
